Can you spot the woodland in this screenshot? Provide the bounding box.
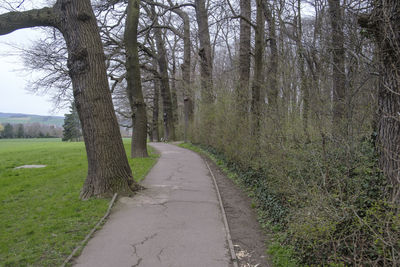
[0,0,399,265]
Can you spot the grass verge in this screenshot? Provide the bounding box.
[0,138,158,266]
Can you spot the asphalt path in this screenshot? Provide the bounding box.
[73,142,234,267]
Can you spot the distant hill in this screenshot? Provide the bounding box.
[0,112,64,127]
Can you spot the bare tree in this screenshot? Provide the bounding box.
[328,0,346,136]
[125,0,148,157]
[195,0,213,103]
[360,0,400,203]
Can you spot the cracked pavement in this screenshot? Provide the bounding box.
[73,143,232,267]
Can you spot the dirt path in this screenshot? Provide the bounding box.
[203,156,271,267]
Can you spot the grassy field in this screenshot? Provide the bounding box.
[0,138,158,266]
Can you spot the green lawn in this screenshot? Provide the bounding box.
[0,138,158,266]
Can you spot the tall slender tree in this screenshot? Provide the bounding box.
[328,0,346,136]
[237,0,251,113]
[195,0,213,104]
[125,0,148,157]
[251,0,265,135]
[150,5,176,141]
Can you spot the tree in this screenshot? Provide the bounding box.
[251,0,265,135]
[150,5,176,141]
[360,0,400,203]
[0,0,139,199]
[262,0,278,110]
[16,124,24,138]
[62,102,82,141]
[125,0,148,157]
[237,0,251,113]
[3,123,13,138]
[195,0,213,104]
[328,0,346,136]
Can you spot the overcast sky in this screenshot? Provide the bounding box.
[0,0,67,117]
[0,28,68,116]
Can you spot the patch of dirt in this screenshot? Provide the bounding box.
[203,156,271,267]
[14,165,47,169]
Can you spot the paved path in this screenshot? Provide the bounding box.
[74,143,233,267]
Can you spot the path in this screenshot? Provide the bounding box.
[73,143,234,267]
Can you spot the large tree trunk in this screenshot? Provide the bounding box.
[237,0,251,113]
[328,0,346,137]
[125,0,148,158]
[195,0,213,104]
[0,0,139,199]
[364,0,400,203]
[152,8,176,141]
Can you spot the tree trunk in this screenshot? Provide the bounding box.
[251,0,264,135]
[328,0,346,137]
[152,76,160,142]
[366,0,400,202]
[152,8,176,141]
[296,0,310,142]
[262,1,278,110]
[195,0,213,104]
[237,0,251,113]
[125,0,148,158]
[171,53,179,124]
[179,10,193,121]
[0,0,139,199]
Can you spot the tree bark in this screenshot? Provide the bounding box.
[125,0,148,158]
[0,0,139,199]
[367,0,400,202]
[328,0,346,137]
[195,0,213,104]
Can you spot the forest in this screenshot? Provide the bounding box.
[0,0,399,265]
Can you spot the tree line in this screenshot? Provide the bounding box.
[0,0,399,264]
[0,123,63,139]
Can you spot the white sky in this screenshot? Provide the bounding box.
[0,0,66,117]
[0,28,68,116]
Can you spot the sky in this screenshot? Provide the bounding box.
[0,28,68,116]
[0,0,67,117]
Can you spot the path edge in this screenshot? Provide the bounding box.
[204,159,239,267]
[60,193,118,267]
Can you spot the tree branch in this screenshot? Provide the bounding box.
[0,7,58,35]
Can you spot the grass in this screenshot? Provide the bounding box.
[0,138,158,266]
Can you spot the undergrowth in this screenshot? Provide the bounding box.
[180,136,399,265]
